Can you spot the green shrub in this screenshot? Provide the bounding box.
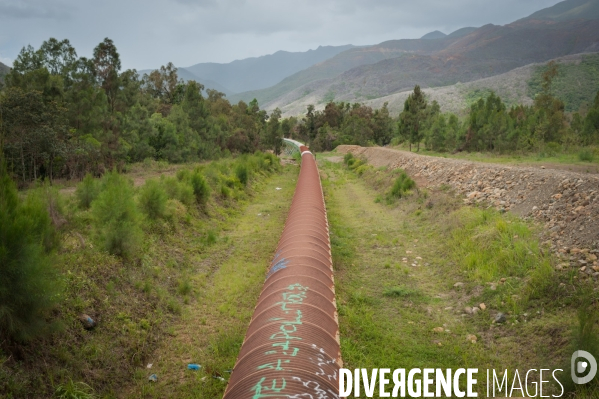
[343,153,354,164]
[220,184,231,199]
[389,171,416,199]
[191,171,210,206]
[0,166,61,342]
[138,179,167,220]
[167,298,182,314]
[355,164,371,176]
[235,163,249,186]
[28,183,65,250]
[221,174,239,189]
[75,173,101,209]
[349,159,365,170]
[262,152,281,172]
[91,171,142,259]
[164,199,186,226]
[579,149,595,162]
[176,168,191,181]
[162,176,195,206]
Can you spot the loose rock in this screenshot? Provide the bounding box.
[495,313,507,323]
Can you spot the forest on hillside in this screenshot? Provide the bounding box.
[297,61,599,158]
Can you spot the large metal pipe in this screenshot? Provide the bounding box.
[223,146,342,399]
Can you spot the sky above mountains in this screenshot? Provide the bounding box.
[0,0,562,70]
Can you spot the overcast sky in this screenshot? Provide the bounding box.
[0,0,562,70]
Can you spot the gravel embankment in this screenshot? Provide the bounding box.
[335,145,599,278]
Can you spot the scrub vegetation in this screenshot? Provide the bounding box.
[0,152,286,398]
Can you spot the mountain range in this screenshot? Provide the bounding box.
[139,45,354,96]
[4,0,599,117]
[229,0,599,115]
[267,17,599,116]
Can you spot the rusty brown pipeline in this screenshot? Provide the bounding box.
[223,146,342,398]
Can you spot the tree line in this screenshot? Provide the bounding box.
[2,39,598,189]
[290,62,599,156]
[0,38,286,185]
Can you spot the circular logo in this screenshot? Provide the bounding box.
[571,350,597,385]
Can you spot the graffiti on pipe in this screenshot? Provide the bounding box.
[252,283,308,398]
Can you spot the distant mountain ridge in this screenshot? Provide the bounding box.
[420,27,480,40]
[227,0,599,111]
[248,0,599,114]
[228,36,460,105]
[421,30,447,39]
[141,0,599,112]
[183,45,354,94]
[446,27,479,38]
[519,0,599,22]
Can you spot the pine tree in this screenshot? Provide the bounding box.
[399,85,427,151]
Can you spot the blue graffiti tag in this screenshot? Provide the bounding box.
[266,257,289,279]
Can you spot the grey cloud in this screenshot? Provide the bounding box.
[173,0,218,8]
[0,0,71,19]
[0,0,562,70]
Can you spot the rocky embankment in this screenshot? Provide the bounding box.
[336,145,599,279]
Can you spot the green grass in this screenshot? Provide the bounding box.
[579,149,595,162]
[319,155,596,397]
[123,164,298,398]
[449,207,551,281]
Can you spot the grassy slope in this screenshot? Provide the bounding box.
[0,157,294,398]
[319,155,598,397]
[124,165,298,398]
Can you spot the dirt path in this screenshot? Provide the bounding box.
[335,145,599,277]
[123,167,298,399]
